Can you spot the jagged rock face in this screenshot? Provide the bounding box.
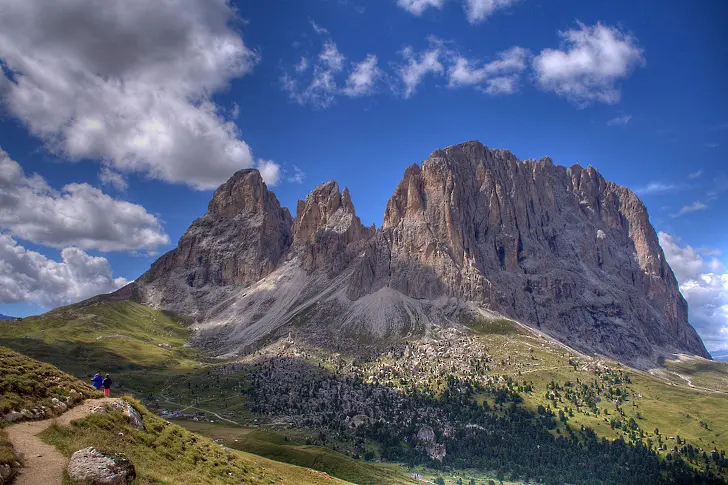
[349,141,708,363]
[128,141,708,366]
[293,181,373,272]
[135,169,292,315]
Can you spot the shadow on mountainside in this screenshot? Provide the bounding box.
[221,356,727,485]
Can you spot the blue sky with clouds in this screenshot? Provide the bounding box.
[0,0,726,351]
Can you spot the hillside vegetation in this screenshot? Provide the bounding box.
[3,301,728,484]
[41,397,354,485]
[0,300,202,397]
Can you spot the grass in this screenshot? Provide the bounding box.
[0,346,100,416]
[217,427,419,485]
[41,397,354,485]
[465,317,522,336]
[0,301,204,398]
[3,299,728,481]
[172,421,422,485]
[458,323,728,472]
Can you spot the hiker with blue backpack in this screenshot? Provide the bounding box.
[91,371,103,390]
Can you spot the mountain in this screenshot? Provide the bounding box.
[131,141,709,368]
[0,314,17,321]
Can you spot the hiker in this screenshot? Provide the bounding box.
[102,374,113,397]
[91,371,103,390]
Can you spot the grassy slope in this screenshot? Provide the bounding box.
[41,397,353,485]
[181,425,419,485]
[463,319,728,464]
[0,346,101,471]
[2,347,356,485]
[3,300,727,481]
[0,300,202,397]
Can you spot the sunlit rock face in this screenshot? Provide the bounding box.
[131,141,709,367]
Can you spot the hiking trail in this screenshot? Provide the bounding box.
[6,397,117,485]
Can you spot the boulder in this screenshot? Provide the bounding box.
[3,411,21,423]
[67,447,135,484]
[107,400,144,430]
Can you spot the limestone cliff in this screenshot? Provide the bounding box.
[131,141,709,365]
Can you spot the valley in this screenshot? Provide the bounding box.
[2,298,727,484]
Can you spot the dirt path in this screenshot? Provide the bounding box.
[6,398,116,485]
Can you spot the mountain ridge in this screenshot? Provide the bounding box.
[124,140,708,368]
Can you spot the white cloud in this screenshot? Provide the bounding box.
[344,55,382,97]
[0,0,265,190]
[671,201,708,218]
[448,46,529,94]
[310,20,330,35]
[98,167,128,191]
[533,22,645,106]
[398,40,447,98]
[607,114,632,126]
[283,28,348,108]
[287,165,306,184]
[0,235,129,308]
[464,0,519,24]
[634,181,678,195]
[688,169,703,179]
[659,232,728,352]
[320,41,346,71]
[396,0,446,15]
[705,142,720,148]
[257,159,281,187]
[0,147,168,252]
[295,57,310,73]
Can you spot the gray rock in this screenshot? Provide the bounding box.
[67,447,135,484]
[3,411,21,423]
[94,400,143,430]
[128,141,709,368]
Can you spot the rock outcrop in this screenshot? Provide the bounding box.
[67,447,135,484]
[134,169,293,317]
[91,400,143,430]
[349,141,708,364]
[293,181,373,273]
[130,141,709,367]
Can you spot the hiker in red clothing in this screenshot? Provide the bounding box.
[102,374,113,397]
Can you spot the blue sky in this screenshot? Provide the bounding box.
[0,0,726,351]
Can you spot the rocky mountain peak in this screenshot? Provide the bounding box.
[352,141,708,364]
[293,181,372,272]
[135,168,292,315]
[206,168,288,220]
[131,141,709,367]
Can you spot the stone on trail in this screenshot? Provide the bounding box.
[67,447,136,484]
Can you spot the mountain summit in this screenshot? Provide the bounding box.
[131,141,709,367]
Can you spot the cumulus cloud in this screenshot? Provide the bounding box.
[0,0,282,190]
[98,167,128,191]
[0,235,129,308]
[257,160,281,187]
[396,0,446,15]
[688,169,703,179]
[344,55,382,97]
[659,232,728,352]
[398,40,447,98]
[284,23,384,106]
[448,46,529,94]
[607,114,632,126]
[533,22,645,106]
[0,147,168,252]
[464,0,519,24]
[671,201,708,218]
[395,0,518,22]
[283,30,347,108]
